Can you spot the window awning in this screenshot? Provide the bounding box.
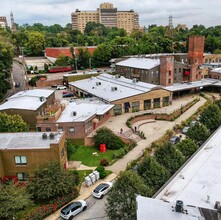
[124,102,131,108]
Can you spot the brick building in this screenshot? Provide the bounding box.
[0,132,67,183]
[0,16,7,28]
[116,36,205,86]
[69,73,172,115]
[36,98,114,142]
[71,2,139,34]
[0,89,55,130]
[45,46,97,63]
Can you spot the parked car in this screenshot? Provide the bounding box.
[56,85,67,90]
[60,200,87,220]
[169,136,181,145]
[182,126,190,134]
[190,120,197,127]
[14,82,20,88]
[69,70,77,74]
[92,182,113,199]
[63,92,74,98]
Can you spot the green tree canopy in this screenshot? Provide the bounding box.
[200,104,221,131]
[27,161,79,201]
[106,171,153,220]
[0,112,29,132]
[186,123,210,146]
[0,183,32,219]
[54,55,71,66]
[137,156,170,190]
[154,142,185,175]
[176,138,198,158]
[93,127,125,150]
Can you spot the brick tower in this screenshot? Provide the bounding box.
[160,56,174,86]
[188,36,205,81]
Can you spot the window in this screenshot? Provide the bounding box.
[132,101,140,112]
[169,71,171,76]
[179,68,181,73]
[168,79,171,84]
[58,127,63,132]
[174,68,177,73]
[17,173,28,181]
[15,156,27,165]
[46,127,51,132]
[69,127,75,133]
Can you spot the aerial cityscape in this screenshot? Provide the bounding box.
[1,1,221,220]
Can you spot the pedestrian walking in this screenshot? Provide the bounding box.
[120,128,123,134]
[134,126,137,132]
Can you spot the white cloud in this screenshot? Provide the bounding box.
[1,0,221,28]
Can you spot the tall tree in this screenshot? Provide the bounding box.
[154,142,185,175]
[176,138,198,158]
[0,183,32,220]
[200,104,221,131]
[0,112,29,132]
[27,161,79,201]
[137,157,170,190]
[106,171,152,220]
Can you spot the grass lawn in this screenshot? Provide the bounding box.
[70,145,117,167]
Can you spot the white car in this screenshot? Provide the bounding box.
[92,182,113,199]
[56,85,67,90]
[182,126,190,134]
[60,200,87,219]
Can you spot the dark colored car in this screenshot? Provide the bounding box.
[51,84,57,88]
[63,92,74,98]
[15,82,20,88]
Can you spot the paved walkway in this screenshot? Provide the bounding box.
[45,95,207,220]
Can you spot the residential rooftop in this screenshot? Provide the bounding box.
[57,99,114,123]
[155,126,221,210]
[0,132,63,150]
[116,57,160,69]
[136,196,218,220]
[69,73,160,102]
[8,89,54,100]
[0,96,46,111]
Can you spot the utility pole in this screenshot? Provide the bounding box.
[75,58,78,71]
[89,58,92,69]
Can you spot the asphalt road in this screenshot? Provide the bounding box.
[57,196,108,220]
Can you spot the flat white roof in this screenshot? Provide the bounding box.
[0,132,63,150]
[8,89,54,100]
[156,126,221,210]
[164,79,221,92]
[137,196,206,220]
[57,99,114,123]
[0,96,46,111]
[116,57,160,69]
[69,73,159,102]
[211,67,221,73]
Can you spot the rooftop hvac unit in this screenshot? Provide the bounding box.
[39,96,45,102]
[133,78,138,83]
[96,82,101,86]
[49,133,55,139]
[115,87,117,90]
[115,75,120,79]
[111,87,115,91]
[42,133,47,140]
[72,111,77,116]
[175,200,184,213]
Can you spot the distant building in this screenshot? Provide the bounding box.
[0,16,7,28]
[71,2,139,34]
[45,46,97,63]
[0,132,67,183]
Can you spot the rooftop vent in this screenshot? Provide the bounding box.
[72,111,77,116]
[175,200,184,213]
[42,133,47,140]
[115,75,120,78]
[133,78,138,83]
[39,96,45,102]
[49,133,55,139]
[96,82,101,86]
[111,87,117,91]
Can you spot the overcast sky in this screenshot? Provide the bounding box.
[1,0,221,28]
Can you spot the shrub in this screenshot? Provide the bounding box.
[100,158,110,166]
[96,166,108,179]
[113,148,125,159]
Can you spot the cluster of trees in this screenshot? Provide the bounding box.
[10,22,221,64]
[106,100,221,220]
[0,28,14,101]
[0,161,80,219]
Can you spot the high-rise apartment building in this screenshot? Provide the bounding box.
[0,16,7,28]
[71,2,139,34]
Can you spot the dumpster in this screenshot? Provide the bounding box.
[85,176,92,187]
[100,144,106,152]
